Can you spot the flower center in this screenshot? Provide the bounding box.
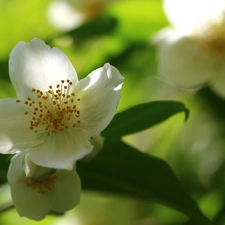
[16,80,81,136]
[197,19,225,57]
[25,174,57,194]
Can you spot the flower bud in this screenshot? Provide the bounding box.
[83,135,105,162]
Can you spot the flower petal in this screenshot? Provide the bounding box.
[7,151,53,221]
[9,38,78,100]
[210,66,225,98]
[164,0,225,35]
[52,169,81,212]
[153,28,216,89]
[0,99,45,154]
[29,128,93,170]
[74,63,124,136]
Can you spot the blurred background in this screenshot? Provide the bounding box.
[0,0,225,224]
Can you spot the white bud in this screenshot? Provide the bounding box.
[83,135,105,162]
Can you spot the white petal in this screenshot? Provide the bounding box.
[74,63,124,136]
[0,99,45,154]
[52,169,81,212]
[153,28,216,89]
[210,67,225,98]
[164,0,225,35]
[7,151,53,221]
[9,38,78,100]
[24,153,56,180]
[29,128,93,170]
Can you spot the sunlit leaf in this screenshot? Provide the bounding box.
[109,0,168,40]
[0,0,55,60]
[102,101,189,139]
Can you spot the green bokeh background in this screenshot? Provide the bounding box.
[0,0,224,224]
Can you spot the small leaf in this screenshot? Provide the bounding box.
[77,140,212,225]
[102,101,189,139]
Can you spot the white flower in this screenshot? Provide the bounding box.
[153,0,225,97]
[7,150,81,221]
[0,38,124,169]
[48,0,84,31]
[48,0,114,31]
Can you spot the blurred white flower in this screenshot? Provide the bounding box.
[48,0,115,31]
[153,0,225,97]
[0,38,124,170]
[48,0,84,31]
[7,150,81,221]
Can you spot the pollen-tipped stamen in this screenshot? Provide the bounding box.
[16,80,82,135]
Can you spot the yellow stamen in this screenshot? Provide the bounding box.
[16,80,82,135]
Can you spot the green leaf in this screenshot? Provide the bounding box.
[0,154,11,185]
[102,101,189,139]
[77,139,212,225]
[66,15,118,40]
